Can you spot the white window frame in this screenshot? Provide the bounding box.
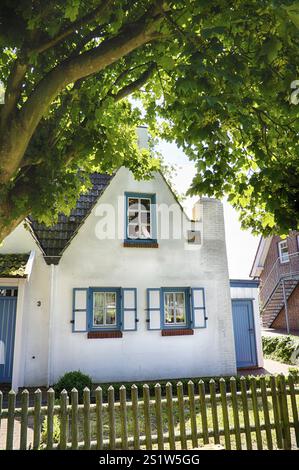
[163,291,187,327]
[92,291,117,328]
[127,196,152,240]
[278,240,289,263]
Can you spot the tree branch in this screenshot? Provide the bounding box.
[30,0,113,56]
[0,60,27,126]
[111,62,157,101]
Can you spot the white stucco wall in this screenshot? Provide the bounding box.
[230,285,263,368]
[48,168,236,384]
[1,168,236,387]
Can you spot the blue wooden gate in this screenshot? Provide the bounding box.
[0,290,17,383]
[232,299,257,368]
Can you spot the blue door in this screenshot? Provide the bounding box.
[0,289,17,383]
[232,300,257,368]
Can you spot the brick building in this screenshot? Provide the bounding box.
[250,232,299,331]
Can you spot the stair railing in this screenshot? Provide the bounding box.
[259,251,299,310]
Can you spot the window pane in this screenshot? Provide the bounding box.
[140,225,151,238]
[94,308,104,325]
[141,199,151,211]
[94,292,105,308]
[140,212,150,224]
[165,307,174,324]
[128,198,138,210]
[175,306,186,323]
[128,224,139,238]
[165,293,172,306]
[106,292,116,307]
[106,308,116,325]
[128,212,138,223]
[175,292,184,307]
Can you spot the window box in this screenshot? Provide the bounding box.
[161,329,194,336]
[87,331,123,339]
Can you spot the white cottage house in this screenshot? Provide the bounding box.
[0,160,240,390]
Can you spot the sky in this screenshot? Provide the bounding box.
[157,141,260,280]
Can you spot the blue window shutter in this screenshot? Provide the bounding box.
[146,288,161,330]
[121,288,138,331]
[72,288,88,332]
[190,287,207,329]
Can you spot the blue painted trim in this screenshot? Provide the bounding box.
[72,288,88,333]
[232,299,257,368]
[160,287,191,329]
[191,287,207,329]
[0,286,18,298]
[124,192,157,243]
[0,294,17,382]
[88,287,121,331]
[121,287,138,331]
[230,279,260,288]
[146,288,161,330]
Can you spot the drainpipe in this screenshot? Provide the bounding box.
[282,279,290,334]
[47,264,56,387]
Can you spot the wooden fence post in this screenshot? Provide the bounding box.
[250,377,263,450]
[33,389,42,450]
[60,389,68,450]
[269,375,283,449]
[131,385,140,450]
[120,385,128,450]
[177,382,187,449]
[276,374,291,450]
[154,384,164,450]
[260,376,273,450]
[83,387,91,450]
[230,377,241,450]
[219,379,231,450]
[95,386,103,450]
[143,384,152,450]
[6,390,16,450]
[166,382,175,450]
[46,388,55,450]
[71,388,79,450]
[209,379,220,445]
[20,389,29,450]
[288,374,299,448]
[198,380,209,445]
[108,385,116,450]
[239,377,252,450]
[188,380,198,448]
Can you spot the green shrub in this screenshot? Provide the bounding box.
[54,370,92,402]
[40,415,60,446]
[262,335,299,365]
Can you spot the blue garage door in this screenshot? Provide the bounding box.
[232,299,257,368]
[0,288,17,383]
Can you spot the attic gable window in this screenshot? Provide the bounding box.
[124,192,157,245]
[278,240,289,263]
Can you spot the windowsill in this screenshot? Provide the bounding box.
[123,240,159,248]
[161,329,194,336]
[87,331,123,339]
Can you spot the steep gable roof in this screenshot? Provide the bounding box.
[28,173,114,264]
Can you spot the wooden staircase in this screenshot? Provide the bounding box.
[261,277,299,328]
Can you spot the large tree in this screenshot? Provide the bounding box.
[0,0,298,242]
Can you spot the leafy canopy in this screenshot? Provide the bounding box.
[0,0,298,238]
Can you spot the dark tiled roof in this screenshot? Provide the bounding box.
[29,173,113,263]
[0,254,30,278]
